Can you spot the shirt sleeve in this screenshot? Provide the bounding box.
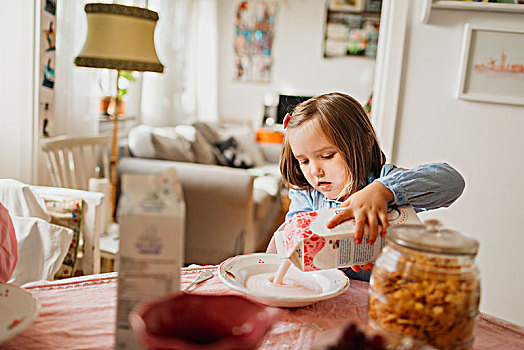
[285,189,315,222]
[375,163,465,212]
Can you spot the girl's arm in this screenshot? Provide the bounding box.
[327,162,465,273]
[328,162,465,238]
[375,162,465,212]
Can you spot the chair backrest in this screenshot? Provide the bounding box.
[40,134,111,190]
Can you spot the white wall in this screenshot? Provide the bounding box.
[0,1,37,183]
[217,0,376,126]
[393,4,524,326]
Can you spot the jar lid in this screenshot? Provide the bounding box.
[387,221,479,256]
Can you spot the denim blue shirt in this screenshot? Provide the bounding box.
[285,162,465,281]
[286,162,465,222]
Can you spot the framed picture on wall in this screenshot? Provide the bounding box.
[457,24,524,106]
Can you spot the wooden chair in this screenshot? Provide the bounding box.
[40,134,111,190]
[40,134,116,273]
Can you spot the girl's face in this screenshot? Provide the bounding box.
[288,120,348,200]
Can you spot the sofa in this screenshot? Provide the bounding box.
[117,122,284,266]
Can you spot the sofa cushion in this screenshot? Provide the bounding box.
[175,125,217,165]
[253,188,273,221]
[253,171,282,220]
[129,124,219,165]
[152,132,195,163]
[192,121,221,144]
[128,124,157,158]
[253,172,282,197]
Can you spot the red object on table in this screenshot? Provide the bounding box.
[130,293,280,350]
[1,266,523,350]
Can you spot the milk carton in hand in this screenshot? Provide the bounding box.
[273,205,421,271]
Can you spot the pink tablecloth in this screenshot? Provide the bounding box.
[2,266,523,350]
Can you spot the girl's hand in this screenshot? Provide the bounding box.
[327,181,394,245]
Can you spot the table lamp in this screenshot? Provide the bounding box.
[74,3,164,217]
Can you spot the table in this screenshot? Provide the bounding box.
[2,266,523,350]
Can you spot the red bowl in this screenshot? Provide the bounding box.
[129,293,281,350]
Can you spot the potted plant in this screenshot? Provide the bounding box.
[99,70,136,116]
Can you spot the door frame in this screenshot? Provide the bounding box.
[370,0,409,163]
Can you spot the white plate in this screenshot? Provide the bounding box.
[218,253,349,308]
[0,283,40,343]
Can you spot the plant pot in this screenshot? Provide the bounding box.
[100,96,125,116]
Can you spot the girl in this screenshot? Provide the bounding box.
[273,92,465,281]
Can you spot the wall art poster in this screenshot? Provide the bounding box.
[457,24,524,106]
[233,0,277,83]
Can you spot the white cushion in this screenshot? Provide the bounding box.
[128,124,156,158]
[252,171,282,220]
[9,216,73,285]
[0,179,50,221]
[253,174,282,197]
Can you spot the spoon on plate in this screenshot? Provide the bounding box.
[183,270,214,293]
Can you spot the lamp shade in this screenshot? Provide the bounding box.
[74,3,164,73]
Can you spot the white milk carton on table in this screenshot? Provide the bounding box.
[274,205,421,271]
[115,168,185,350]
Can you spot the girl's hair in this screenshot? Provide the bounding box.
[280,92,385,199]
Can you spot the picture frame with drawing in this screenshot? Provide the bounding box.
[457,24,524,106]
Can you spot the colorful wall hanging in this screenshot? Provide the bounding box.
[233,0,277,83]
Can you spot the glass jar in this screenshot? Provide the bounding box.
[368,221,480,350]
